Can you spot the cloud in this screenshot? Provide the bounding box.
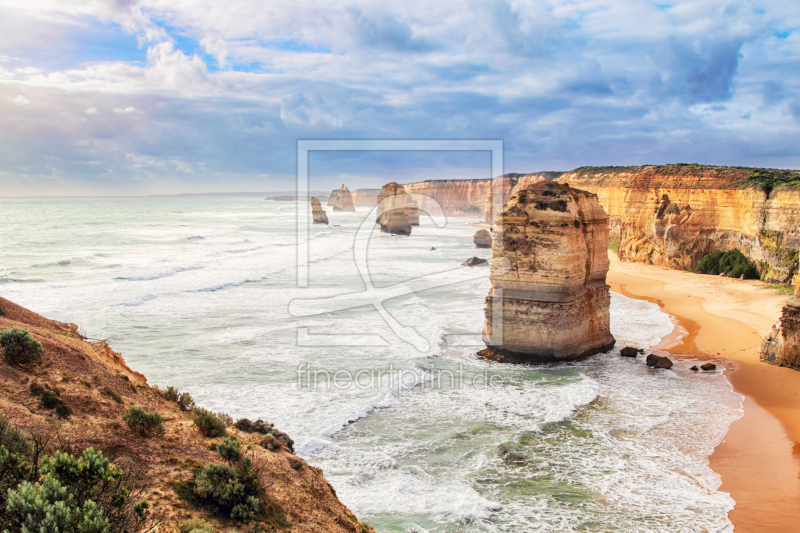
[10,94,30,105]
[0,0,799,195]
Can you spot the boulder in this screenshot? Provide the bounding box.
[620,347,638,357]
[481,181,615,362]
[463,257,488,267]
[430,247,436,251]
[646,354,673,369]
[474,229,492,248]
[700,363,716,371]
[690,365,699,371]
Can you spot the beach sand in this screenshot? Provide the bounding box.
[607,255,800,532]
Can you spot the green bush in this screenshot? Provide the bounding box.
[235,418,294,453]
[160,385,195,411]
[193,408,228,438]
[215,436,242,464]
[0,328,43,366]
[0,427,150,533]
[693,250,759,279]
[163,386,179,402]
[123,406,164,438]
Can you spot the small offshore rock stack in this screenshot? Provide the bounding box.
[310,197,328,224]
[761,271,800,369]
[474,229,492,248]
[480,181,616,362]
[376,182,416,235]
[332,185,356,212]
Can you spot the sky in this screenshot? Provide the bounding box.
[0,0,798,195]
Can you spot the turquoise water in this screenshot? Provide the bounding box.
[0,196,741,532]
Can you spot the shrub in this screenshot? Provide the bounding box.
[177,392,196,412]
[235,418,294,453]
[163,386,179,402]
[102,387,123,404]
[234,418,272,434]
[0,328,43,367]
[123,406,164,438]
[193,409,228,438]
[29,382,71,418]
[1,434,150,533]
[215,436,242,464]
[693,250,759,279]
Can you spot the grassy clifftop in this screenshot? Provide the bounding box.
[568,164,800,193]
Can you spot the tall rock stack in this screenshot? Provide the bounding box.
[310,197,328,224]
[377,182,413,235]
[480,181,615,362]
[333,185,356,212]
[352,188,381,207]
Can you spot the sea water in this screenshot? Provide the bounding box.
[0,196,742,532]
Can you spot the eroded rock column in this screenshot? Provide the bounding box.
[480,181,615,362]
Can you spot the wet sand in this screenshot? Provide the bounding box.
[607,255,800,532]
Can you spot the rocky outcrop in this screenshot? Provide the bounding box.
[484,173,562,225]
[480,181,615,362]
[474,229,492,248]
[463,257,488,267]
[376,182,417,234]
[560,165,800,283]
[310,197,328,224]
[0,296,373,533]
[762,273,800,369]
[352,188,381,207]
[332,185,355,212]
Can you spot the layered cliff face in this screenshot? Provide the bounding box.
[402,179,492,217]
[480,182,615,361]
[352,188,380,207]
[310,197,328,224]
[332,184,356,212]
[560,165,800,283]
[484,173,562,225]
[0,297,372,533]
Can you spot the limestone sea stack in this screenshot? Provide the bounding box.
[310,197,328,224]
[376,182,416,235]
[480,181,615,362]
[326,189,339,206]
[333,185,356,212]
[474,229,492,248]
[761,269,800,368]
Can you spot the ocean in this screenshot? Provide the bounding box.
[0,196,742,532]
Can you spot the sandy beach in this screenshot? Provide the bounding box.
[607,255,800,532]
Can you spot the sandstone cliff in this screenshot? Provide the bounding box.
[480,182,615,361]
[310,197,329,224]
[332,185,356,212]
[0,297,372,533]
[352,188,380,207]
[559,165,800,283]
[402,179,491,217]
[761,271,800,368]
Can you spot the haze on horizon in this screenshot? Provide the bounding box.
[0,0,799,196]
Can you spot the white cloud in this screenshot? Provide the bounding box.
[10,94,29,105]
[112,106,137,113]
[84,107,98,114]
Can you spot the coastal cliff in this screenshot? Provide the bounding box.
[402,179,491,217]
[376,183,413,235]
[0,296,372,533]
[559,165,800,283]
[480,182,615,361]
[352,189,380,207]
